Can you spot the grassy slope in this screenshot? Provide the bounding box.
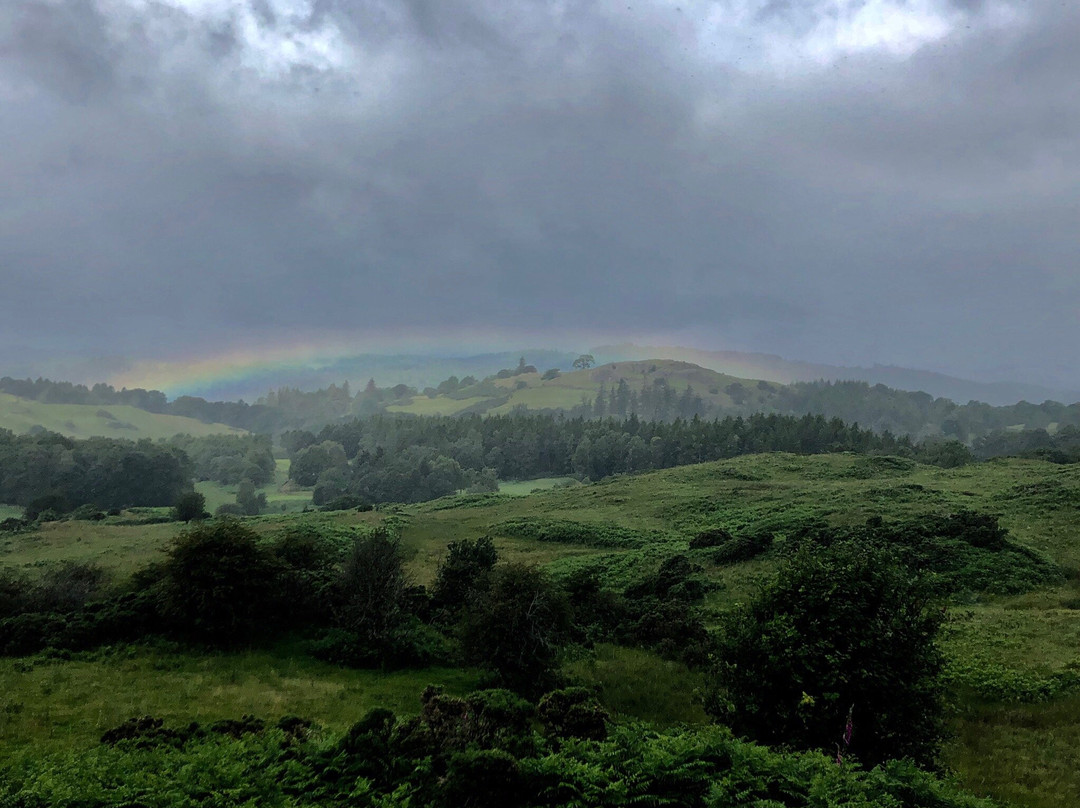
[3,453,1080,805]
[384,360,783,416]
[0,392,245,440]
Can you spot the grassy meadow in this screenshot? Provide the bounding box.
[3,452,1080,805]
[0,392,246,440]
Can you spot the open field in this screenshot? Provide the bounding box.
[3,452,1080,805]
[0,393,245,440]
[195,458,312,514]
[497,477,577,496]
[0,647,479,755]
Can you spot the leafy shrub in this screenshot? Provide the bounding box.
[442,748,524,808]
[537,687,609,741]
[461,564,572,696]
[688,526,732,549]
[69,503,106,521]
[707,541,947,767]
[431,536,498,617]
[158,519,279,646]
[712,530,775,564]
[493,518,657,549]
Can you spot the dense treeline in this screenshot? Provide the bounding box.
[0,430,191,512]
[6,372,1080,446]
[0,376,168,411]
[165,434,275,486]
[778,380,1080,440]
[286,412,942,505]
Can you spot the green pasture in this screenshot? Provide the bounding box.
[195,458,312,515]
[497,477,576,496]
[0,393,245,440]
[0,647,478,756]
[4,452,1080,805]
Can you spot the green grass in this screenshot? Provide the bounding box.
[0,646,479,755]
[565,644,708,726]
[0,505,22,520]
[0,392,246,440]
[5,452,1080,805]
[194,459,312,515]
[385,395,490,416]
[497,477,576,496]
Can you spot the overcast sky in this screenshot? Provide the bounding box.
[1,0,1077,387]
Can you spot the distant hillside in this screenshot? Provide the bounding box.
[384,359,781,418]
[0,393,246,440]
[593,344,1080,407]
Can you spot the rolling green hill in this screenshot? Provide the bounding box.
[0,392,246,439]
[385,359,783,417]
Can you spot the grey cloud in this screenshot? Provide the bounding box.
[0,0,1078,388]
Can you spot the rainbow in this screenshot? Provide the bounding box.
[106,327,647,398]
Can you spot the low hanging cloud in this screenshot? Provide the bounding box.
[0,0,1077,387]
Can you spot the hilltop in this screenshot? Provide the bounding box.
[384,359,782,418]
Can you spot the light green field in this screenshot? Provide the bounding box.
[0,392,246,440]
[0,505,22,520]
[195,459,312,515]
[497,477,576,496]
[385,396,489,416]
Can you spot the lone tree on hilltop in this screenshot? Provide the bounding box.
[573,354,595,370]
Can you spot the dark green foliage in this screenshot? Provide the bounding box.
[318,493,371,512]
[537,687,609,741]
[100,716,199,748]
[328,528,437,667]
[442,749,524,808]
[268,524,340,627]
[460,564,572,696]
[420,687,536,757]
[688,526,732,549]
[69,503,106,521]
[0,679,1000,808]
[158,519,279,646]
[707,541,947,767]
[235,479,266,515]
[431,536,498,617]
[172,491,207,522]
[495,518,655,549]
[790,510,1061,596]
[166,434,275,486]
[24,493,69,521]
[711,530,774,564]
[0,430,191,511]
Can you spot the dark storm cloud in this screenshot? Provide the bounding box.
[0,0,1078,388]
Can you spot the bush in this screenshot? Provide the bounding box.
[158,519,279,646]
[461,564,572,696]
[172,491,207,522]
[537,687,609,741]
[431,536,498,617]
[712,530,774,564]
[706,541,947,767]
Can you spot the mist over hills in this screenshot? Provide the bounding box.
[592,345,1080,407]
[5,344,1071,408]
